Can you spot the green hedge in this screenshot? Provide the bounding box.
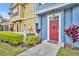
[0,32,24,45]
[24,35,41,46]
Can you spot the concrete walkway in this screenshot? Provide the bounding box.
[18,41,62,56]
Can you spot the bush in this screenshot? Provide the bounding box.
[0,32,24,45]
[24,35,41,46]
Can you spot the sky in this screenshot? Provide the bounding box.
[0,3,11,19]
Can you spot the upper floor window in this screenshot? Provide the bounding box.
[12,7,19,17]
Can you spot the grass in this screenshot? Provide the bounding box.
[57,47,79,56]
[0,42,26,56]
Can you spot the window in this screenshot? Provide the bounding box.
[49,15,59,20]
[13,12,18,16]
[12,7,19,17]
[53,16,59,19]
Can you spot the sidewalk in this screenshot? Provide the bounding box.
[18,42,61,56]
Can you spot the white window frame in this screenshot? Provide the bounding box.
[23,23,27,33]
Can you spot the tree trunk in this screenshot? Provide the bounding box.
[71,40,74,48]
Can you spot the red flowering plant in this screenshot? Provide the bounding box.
[36,29,41,34]
[64,24,79,48]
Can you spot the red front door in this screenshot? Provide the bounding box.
[50,17,59,42]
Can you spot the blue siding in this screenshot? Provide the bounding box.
[64,8,72,45]
[39,14,47,40]
[61,10,65,42]
[64,5,79,48]
[36,3,62,12]
[72,6,79,48]
[37,3,79,48]
[73,6,79,25]
[74,42,79,48]
[64,8,72,29]
[65,35,72,44]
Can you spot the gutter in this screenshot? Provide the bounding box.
[35,3,73,15]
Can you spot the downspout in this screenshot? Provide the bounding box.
[71,7,73,48]
[41,15,42,40]
[63,9,66,47]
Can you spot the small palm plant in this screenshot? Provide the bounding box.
[64,24,79,48]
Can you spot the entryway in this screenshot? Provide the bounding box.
[48,13,60,43]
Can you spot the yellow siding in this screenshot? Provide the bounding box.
[10,4,24,32]
[21,17,38,33]
[21,3,38,33]
[10,3,38,33]
[18,4,24,18]
[21,19,34,33]
[24,4,35,18]
[34,17,38,33]
[34,16,38,23]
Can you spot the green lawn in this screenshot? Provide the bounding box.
[57,47,79,56]
[0,42,26,56]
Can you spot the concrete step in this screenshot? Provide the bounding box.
[42,40,64,47]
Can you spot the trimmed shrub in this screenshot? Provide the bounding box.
[24,35,41,46]
[0,32,24,45]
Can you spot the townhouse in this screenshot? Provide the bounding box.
[0,15,9,31]
[9,3,38,34]
[36,3,79,48]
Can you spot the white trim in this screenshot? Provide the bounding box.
[24,16,37,20]
[36,3,71,14]
[47,12,61,43]
[10,16,37,22]
[59,13,61,43]
[47,15,50,41]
